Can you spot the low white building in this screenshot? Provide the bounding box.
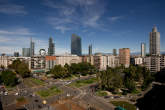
[0,55,9,68]
[56,55,81,66]
[94,54,120,70]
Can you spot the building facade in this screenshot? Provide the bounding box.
[22,48,30,57]
[29,56,46,72]
[48,37,55,56]
[119,48,130,68]
[141,43,146,57]
[71,34,82,56]
[88,44,92,56]
[93,54,119,70]
[45,56,56,71]
[131,57,143,65]
[0,54,9,68]
[14,52,19,57]
[30,37,35,57]
[113,49,117,56]
[149,26,160,56]
[56,55,81,66]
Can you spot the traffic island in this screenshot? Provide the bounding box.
[111,101,136,110]
[36,86,62,98]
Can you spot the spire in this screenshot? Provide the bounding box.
[152,25,157,32]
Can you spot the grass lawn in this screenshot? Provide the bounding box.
[16,97,26,102]
[69,77,97,88]
[111,101,136,110]
[24,78,45,87]
[36,86,62,98]
[6,85,16,91]
[96,90,108,96]
[30,78,45,85]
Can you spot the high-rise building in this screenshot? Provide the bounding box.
[88,44,92,56]
[119,48,130,68]
[22,48,30,57]
[113,49,117,56]
[14,52,19,57]
[71,34,82,56]
[48,37,55,56]
[141,43,146,57]
[149,26,160,56]
[30,37,35,57]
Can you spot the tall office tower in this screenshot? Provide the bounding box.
[30,37,35,57]
[113,49,117,56]
[48,37,55,56]
[71,34,82,56]
[141,43,146,57]
[149,26,160,56]
[22,48,30,57]
[88,44,92,56]
[119,48,130,68]
[14,52,19,57]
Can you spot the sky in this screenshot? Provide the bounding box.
[0,0,165,55]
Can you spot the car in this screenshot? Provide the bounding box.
[110,96,114,99]
[104,96,110,98]
[15,92,19,95]
[114,96,120,98]
[4,91,8,95]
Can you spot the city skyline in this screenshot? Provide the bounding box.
[0,0,165,55]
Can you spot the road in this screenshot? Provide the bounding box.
[1,75,115,110]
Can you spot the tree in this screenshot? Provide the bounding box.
[124,78,136,92]
[50,65,69,78]
[98,68,123,93]
[8,59,30,78]
[1,70,18,87]
[17,62,30,78]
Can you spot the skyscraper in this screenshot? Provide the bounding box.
[71,34,82,56]
[141,43,146,57]
[149,26,160,56]
[22,48,30,57]
[113,49,117,56]
[14,52,19,57]
[48,37,55,56]
[88,44,92,56]
[30,37,35,57]
[119,48,130,68]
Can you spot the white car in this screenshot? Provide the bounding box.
[15,92,19,95]
[4,92,8,95]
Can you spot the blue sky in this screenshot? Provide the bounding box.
[0,0,164,55]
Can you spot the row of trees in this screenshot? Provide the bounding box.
[97,65,154,93]
[48,62,96,79]
[0,59,30,87]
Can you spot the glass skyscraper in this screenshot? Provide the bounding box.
[150,26,160,56]
[48,37,55,56]
[30,37,35,57]
[71,34,82,56]
[22,48,30,57]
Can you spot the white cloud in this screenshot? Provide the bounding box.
[44,0,106,32]
[0,4,27,15]
[0,28,34,35]
[109,16,124,22]
[54,26,70,33]
[84,15,100,27]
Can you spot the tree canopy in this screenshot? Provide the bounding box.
[8,59,30,78]
[1,70,18,87]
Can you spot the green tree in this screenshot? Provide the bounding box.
[8,59,30,78]
[17,62,30,78]
[98,68,123,93]
[1,70,18,87]
[50,65,69,78]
